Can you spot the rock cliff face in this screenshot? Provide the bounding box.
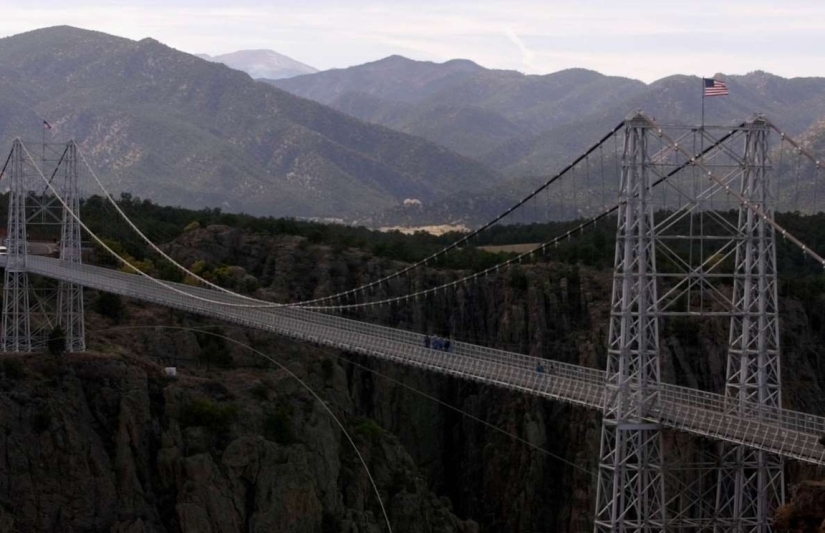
[775,481,825,532]
[163,225,608,531]
[3,223,825,531]
[0,351,477,532]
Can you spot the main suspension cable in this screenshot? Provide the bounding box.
[19,119,749,313]
[301,124,747,312]
[78,122,628,308]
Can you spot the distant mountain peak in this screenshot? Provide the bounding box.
[372,55,484,72]
[441,58,485,72]
[380,54,414,63]
[199,49,317,80]
[2,25,130,49]
[741,70,780,82]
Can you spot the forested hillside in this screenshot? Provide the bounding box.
[0,27,501,219]
[274,58,825,177]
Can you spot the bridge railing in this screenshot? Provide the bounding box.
[12,255,825,463]
[275,305,607,385]
[657,382,825,439]
[284,301,825,443]
[188,292,825,446]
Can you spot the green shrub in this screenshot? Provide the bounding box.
[32,405,51,433]
[354,418,383,443]
[666,317,701,338]
[508,266,529,291]
[157,374,177,388]
[179,398,238,433]
[47,325,65,356]
[250,382,269,401]
[389,469,416,495]
[321,359,335,381]
[195,327,233,368]
[242,275,259,294]
[199,342,233,368]
[94,238,126,267]
[94,292,125,323]
[157,259,185,283]
[191,260,209,275]
[2,359,24,380]
[263,404,297,445]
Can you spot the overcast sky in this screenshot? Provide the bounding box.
[2,0,824,82]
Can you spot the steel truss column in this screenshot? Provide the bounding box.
[57,141,85,352]
[1,140,32,352]
[714,118,784,532]
[594,115,666,532]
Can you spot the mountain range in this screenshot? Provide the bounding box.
[272,57,825,226]
[197,49,317,80]
[272,58,825,178]
[0,27,500,218]
[270,56,644,164]
[2,26,824,226]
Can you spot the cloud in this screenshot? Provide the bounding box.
[503,27,537,73]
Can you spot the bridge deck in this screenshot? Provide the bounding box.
[8,255,825,465]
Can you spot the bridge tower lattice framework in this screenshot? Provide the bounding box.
[592,114,787,531]
[56,141,85,352]
[1,140,33,352]
[594,114,667,532]
[0,139,85,353]
[713,117,784,532]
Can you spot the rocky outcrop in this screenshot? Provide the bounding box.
[0,351,477,532]
[775,481,825,532]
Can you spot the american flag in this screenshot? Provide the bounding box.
[703,78,729,97]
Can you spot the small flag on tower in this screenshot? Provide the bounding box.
[43,119,52,129]
[703,78,729,97]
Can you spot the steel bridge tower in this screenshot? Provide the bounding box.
[0,139,85,353]
[714,118,784,531]
[56,141,85,352]
[594,114,666,532]
[1,140,32,352]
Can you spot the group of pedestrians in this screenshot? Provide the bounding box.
[422,334,554,376]
[424,335,452,352]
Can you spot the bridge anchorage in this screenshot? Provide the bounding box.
[0,111,823,532]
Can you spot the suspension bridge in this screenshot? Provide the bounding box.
[2,112,824,531]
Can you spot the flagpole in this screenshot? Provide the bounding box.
[699,78,706,160]
[701,78,706,133]
[698,78,705,319]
